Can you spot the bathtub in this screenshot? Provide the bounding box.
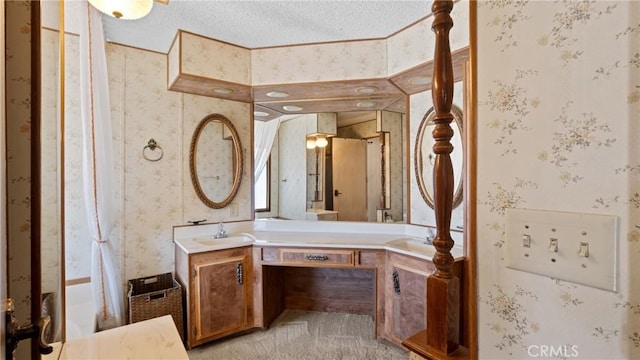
[65,282,96,339]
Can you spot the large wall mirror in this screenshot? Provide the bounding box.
[190,113,243,209]
[261,109,406,223]
[414,104,464,210]
[40,0,65,346]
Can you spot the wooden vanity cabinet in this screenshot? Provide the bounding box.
[175,246,253,349]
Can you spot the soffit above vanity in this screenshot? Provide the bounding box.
[165,4,470,114]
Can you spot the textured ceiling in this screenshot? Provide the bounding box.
[101,0,432,53]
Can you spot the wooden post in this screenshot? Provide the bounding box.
[426,0,460,355]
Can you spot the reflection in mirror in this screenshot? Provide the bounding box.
[414,104,464,210]
[40,0,64,344]
[266,110,405,223]
[190,114,243,209]
[306,139,325,205]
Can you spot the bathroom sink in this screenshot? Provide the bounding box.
[387,238,436,257]
[193,235,254,247]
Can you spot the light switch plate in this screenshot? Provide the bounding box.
[505,208,618,292]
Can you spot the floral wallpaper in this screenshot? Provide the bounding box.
[251,39,387,85]
[63,33,94,281]
[477,1,640,358]
[387,2,469,76]
[180,31,251,85]
[6,2,34,358]
[40,29,62,294]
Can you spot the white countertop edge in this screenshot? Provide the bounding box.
[174,230,464,262]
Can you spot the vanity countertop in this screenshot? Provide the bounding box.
[174,225,463,261]
[58,315,188,359]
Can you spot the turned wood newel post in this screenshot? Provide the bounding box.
[426,0,460,355]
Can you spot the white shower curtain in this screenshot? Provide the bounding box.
[79,1,125,330]
[254,118,281,181]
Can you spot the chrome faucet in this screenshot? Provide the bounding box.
[424,228,435,245]
[213,222,227,239]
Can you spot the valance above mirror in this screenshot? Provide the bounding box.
[189,114,243,208]
[414,104,464,210]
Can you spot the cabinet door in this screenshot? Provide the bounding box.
[194,254,248,341]
[390,266,427,342]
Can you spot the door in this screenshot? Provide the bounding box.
[277,118,306,220]
[332,138,367,221]
[193,249,249,343]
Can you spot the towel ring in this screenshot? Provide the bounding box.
[143,138,163,162]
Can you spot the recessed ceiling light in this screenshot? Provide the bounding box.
[283,105,302,112]
[266,91,290,98]
[254,111,270,117]
[213,88,233,95]
[357,101,375,108]
[355,86,378,94]
[409,76,432,85]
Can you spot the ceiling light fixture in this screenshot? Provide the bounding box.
[266,91,290,98]
[88,0,153,20]
[357,101,375,108]
[213,88,233,95]
[306,138,317,149]
[315,136,328,148]
[409,76,432,85]
[254,111,270,117]
[356,86,378,94]
[283,105,302,112]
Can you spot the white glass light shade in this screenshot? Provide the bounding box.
[315,137,328,148]
[88,0,153,20]
[306,139,317,149]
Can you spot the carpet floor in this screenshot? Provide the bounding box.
[187,310,408,360]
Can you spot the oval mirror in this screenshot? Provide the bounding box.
[189,114,243,208]
[414,105,464,210]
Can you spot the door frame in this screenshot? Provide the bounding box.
[1,0,7,356]
[31,1,43,358]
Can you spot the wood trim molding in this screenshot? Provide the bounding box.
[464,1,479,357]
[65,277,91,287]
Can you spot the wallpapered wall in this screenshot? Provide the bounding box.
[60,40,252,283]
[41,29,62,295]
[477,1,639,358]
[6,2,34,358]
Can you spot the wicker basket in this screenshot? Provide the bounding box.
[128,272,184,340]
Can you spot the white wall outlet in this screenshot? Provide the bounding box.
[505,208,618,292]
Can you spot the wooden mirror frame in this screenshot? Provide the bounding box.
[189,113,243,209]
[414,104,464,210]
